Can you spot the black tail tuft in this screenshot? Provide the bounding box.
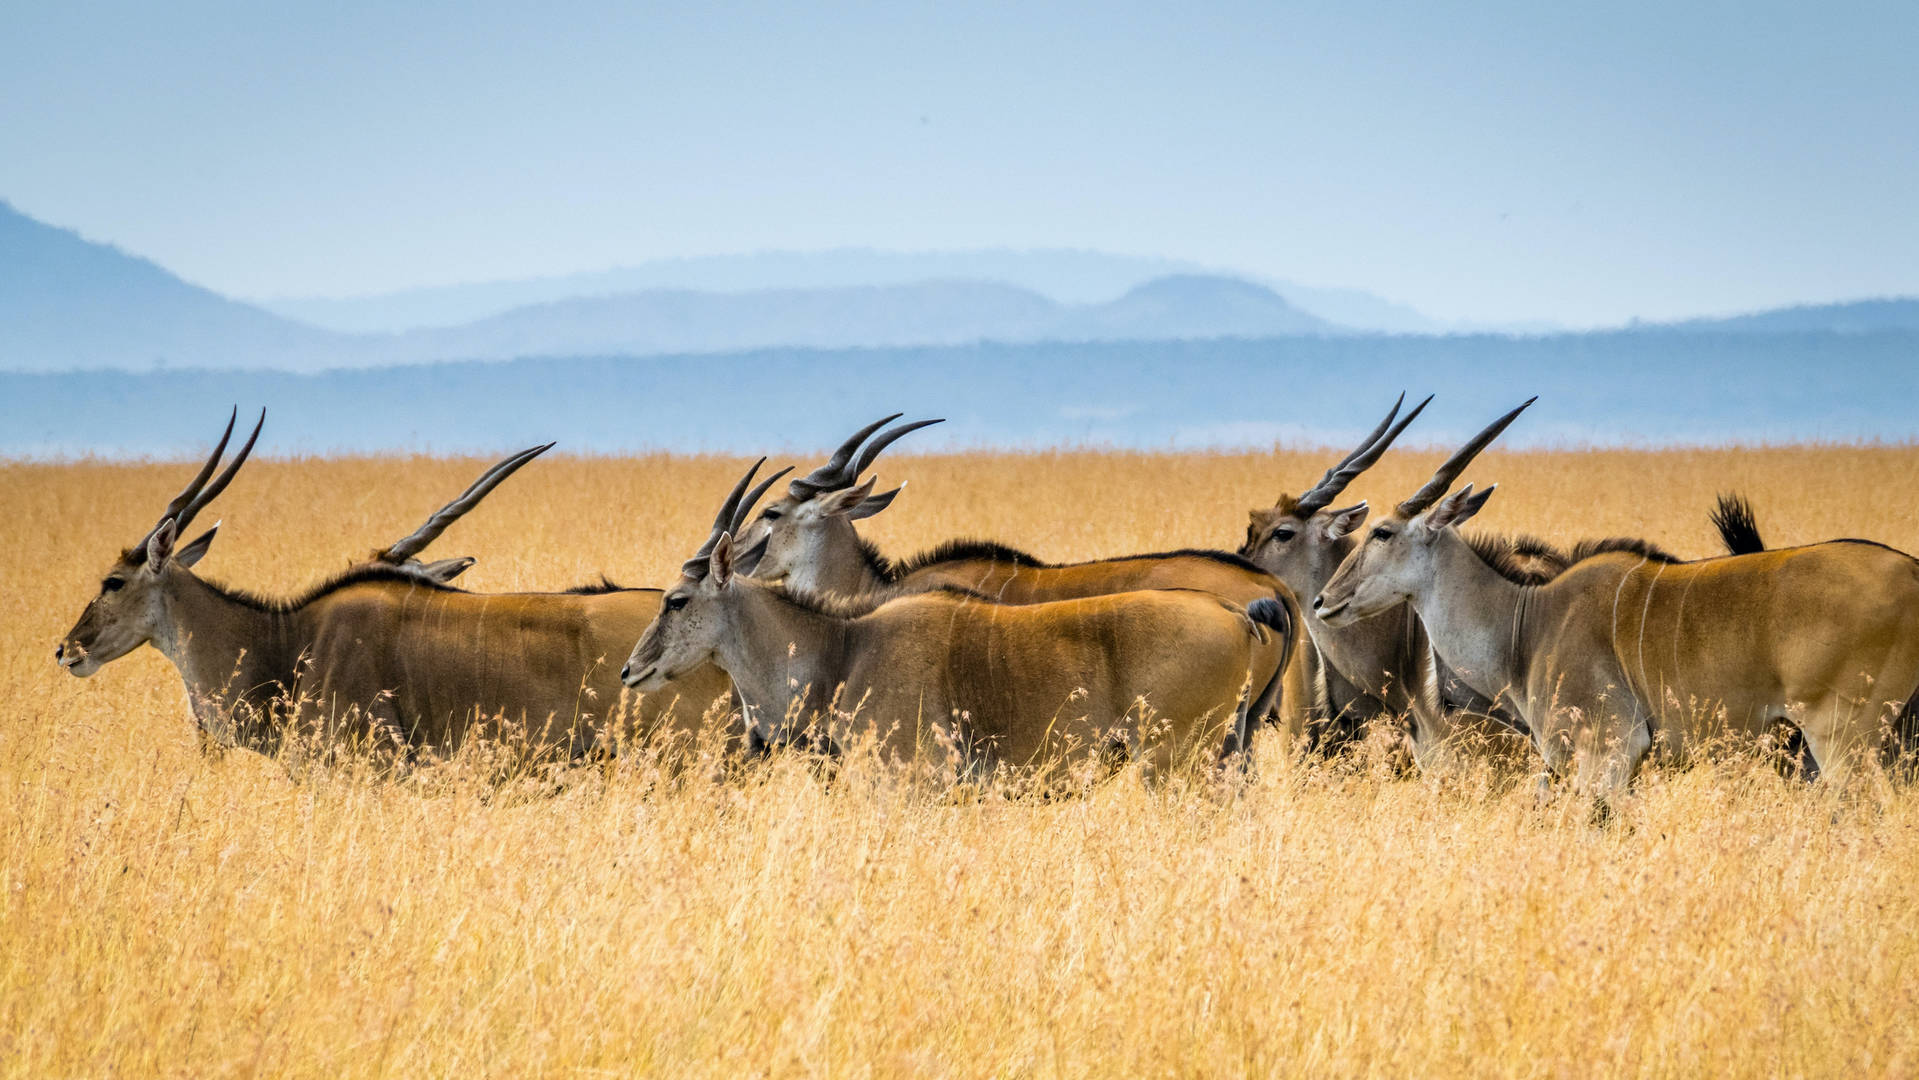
[1711,493,1765,556]
[1246,596,1291,638]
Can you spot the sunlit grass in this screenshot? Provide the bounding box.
[3,444,1917,1076]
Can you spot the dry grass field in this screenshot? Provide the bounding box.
[5,442,1919,1077]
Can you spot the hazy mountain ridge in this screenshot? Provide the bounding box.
[0,199,345,370]
[4,203,1353,370]
[6,330,1913,458]
[256,248,1444,335]
[1659,297,1919,334]
[7,200,1918,386]
[372,274,1341,362]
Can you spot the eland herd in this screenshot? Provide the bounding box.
[54,398,1919,812]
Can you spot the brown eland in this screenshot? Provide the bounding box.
[733,414,1300,759]
[1245,419,1783,778]
[1238,394,1534,774]
[55,411,735,767]
[1314,399,1919,805]
[624,462,1292,786]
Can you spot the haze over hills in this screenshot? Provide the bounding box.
[4,201,1358,371]
[0,199,345,371]
[7,197,1919,454]
[376,274,1340,361]
[1663,298,1919,334]
[256,249,1446,335]
[6,331,1917,458]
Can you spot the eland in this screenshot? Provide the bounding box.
[1314,400,1919,802]
[733,414,1300,758]
[624,461,1291,785]
[56,411,734,767]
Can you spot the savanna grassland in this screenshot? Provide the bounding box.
[4,443,1919,1078]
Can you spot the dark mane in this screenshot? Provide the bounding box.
[767,581,994,619]
[891,538,1050,580]
[1463,533,1570,585]
[1567,537,1681,565]
[856,536,906,584]
[891,539,1263,579]
[1119,547,1269,574]
[564,575,632,595]
[1464,531,1680,584]
[203,564,463,614]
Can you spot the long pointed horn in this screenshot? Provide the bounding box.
[788,413,903,499]
[732,465,795,534]
[172,408,265,536]
[685,457,767,575]
[150,408,265,545]
[378,442,555,563]
[851,417,944,480]
[1395,397,1536,517]
[1295,394,1432,516]
[142,407,237,549]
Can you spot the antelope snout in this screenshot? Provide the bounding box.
[54,641,94,676]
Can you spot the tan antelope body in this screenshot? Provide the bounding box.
[1240,395,1531,772]
[56,413,731,764]
[624,468,1290,782]
[735,415,1298,756]
[1317,400,1919,799]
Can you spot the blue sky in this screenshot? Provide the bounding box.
[4,0,1914,326]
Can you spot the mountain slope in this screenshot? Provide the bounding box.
[1068,276,1333,338]
[383,280,1062,360]
[377,275,1341,362]
[0,200,349,371]
[1662,297,1919,334]
[5,330,1914,458]
[255,248,1435,334]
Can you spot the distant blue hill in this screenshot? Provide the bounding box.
[6,200,1352,370]
[370,273,1340,362]
[0,199,348,371]
[255,248,1445,334]
[6,197,1916,411]
[4,331,1913,458]
[1659,297,1919,334]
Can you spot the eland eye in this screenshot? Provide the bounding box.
[664,594,689,612]
[1371,527,1393,542]
[762,509,782,522]
[1272,529,1296,543]
[102,577,126,592]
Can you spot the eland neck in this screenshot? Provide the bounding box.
[714,583,854,736]
[1296,533,1406,700]
[152,572,304,740]
[1407,530,1529,705]
[793,517,887,598]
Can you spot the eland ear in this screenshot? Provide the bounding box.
[1425,484,1495,532]
[1325,502,1369,539]
[816,475,879,518]
[418,556,476,583]
[174,523,220,568]
[710,531,738,587]
[145,518,179,570]
[847,483,903,521]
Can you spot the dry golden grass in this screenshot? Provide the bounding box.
[5,444,1919,1077]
